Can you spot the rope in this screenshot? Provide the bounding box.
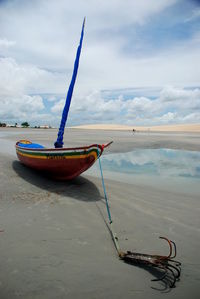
[97,146,122,256]
[97,148,112,224]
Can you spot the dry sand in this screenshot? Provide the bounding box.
[0,128,200,299]
[73,123,200,133]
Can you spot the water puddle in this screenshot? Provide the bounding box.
[86,149,200,196]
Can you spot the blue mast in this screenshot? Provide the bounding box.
[54,18,85,148]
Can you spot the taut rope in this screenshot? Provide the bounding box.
[97,146,122,257]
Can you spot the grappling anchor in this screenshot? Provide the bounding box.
[97,145,181,289]
[119,236,181,288]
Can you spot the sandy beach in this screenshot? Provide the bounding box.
[73,123,200,133]
[0,127,200,299]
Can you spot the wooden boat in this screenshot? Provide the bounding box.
[16,140,112,180]
[16,19,112,180]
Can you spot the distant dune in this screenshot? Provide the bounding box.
[72,123,200,132]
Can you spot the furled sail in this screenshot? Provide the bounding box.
[54,18,85,148]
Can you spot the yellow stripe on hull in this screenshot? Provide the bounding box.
[16,149,98,160]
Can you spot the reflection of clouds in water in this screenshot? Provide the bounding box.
[102,149,200,178]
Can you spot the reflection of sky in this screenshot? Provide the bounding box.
[100,149,200,179]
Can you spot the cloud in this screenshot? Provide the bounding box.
[49,86,200,126]
[0,57,56,124]
[46,95,58,102]
[1,0,200,91]
[0,57,66,96]
[51,98,65,114]
[160,86,200,102]
[0,94,44,121]
[0,38,15,48]
[160,87,200,112]
[1,78,200,125]
[0,0,200,126]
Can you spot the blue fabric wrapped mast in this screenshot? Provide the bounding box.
[54,18,85,148]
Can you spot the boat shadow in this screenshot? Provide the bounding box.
[12,160,101,202]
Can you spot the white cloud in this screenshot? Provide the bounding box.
[160,86,200,102]
[51,99,65,114]
[50,86,200,126]
[1,85,199,126]
[0,0,200,126]
[46,95,58,102]
[0,57,54,123]
[0,0,189,91]
[160,87,200,112]
[0,38,15,48]
[0,57,66,96]
[0,94,44,120]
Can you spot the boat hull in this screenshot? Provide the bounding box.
[16,142,105,180]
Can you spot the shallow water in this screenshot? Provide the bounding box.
[102,149,200,178]
[1,130,200,196]
[87,149,200,196]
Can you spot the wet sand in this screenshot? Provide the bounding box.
[0,128,200,299]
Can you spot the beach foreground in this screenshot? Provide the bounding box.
[0,128,200,299]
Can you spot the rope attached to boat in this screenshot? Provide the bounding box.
[97,146,122,257]
[96,145,181,288]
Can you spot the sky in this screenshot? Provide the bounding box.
[0,0,200,126]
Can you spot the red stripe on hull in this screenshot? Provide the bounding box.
[16,147,103,180]
[17,153,97,180]
[15,141,114,180]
